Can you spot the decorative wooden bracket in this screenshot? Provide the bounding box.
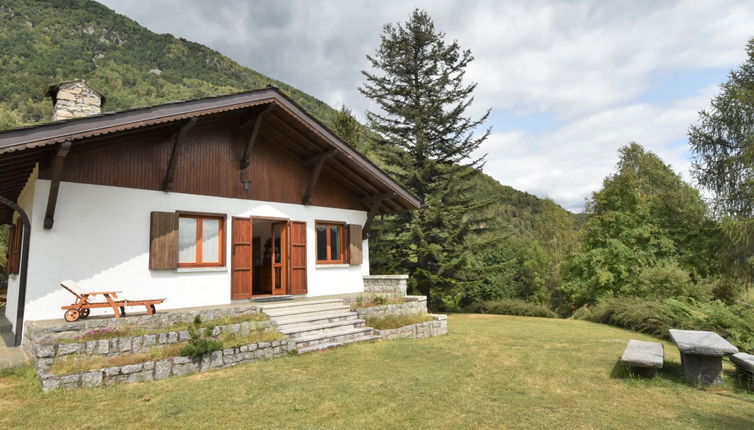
[43,140,72,229]
[163,118,198,192]
[361,192,394,239]
[240,104,275,169]
[302,150,337,205]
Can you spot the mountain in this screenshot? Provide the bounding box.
[0,0,337,129]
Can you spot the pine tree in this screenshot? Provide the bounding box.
[359,9,490,309]
[331,105,362,150]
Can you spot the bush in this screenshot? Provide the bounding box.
[579,297,754,351]
[180,316,223,359]
[464,299,558,318]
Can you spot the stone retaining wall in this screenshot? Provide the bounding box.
[31,320,275,373]
[39,339,293,391]
[23,304,263,356]
[363,275,408,298]
[354,296,427,320]
[375,314,448,340]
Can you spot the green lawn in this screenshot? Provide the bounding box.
[1,314,753,429]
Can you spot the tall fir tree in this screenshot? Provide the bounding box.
[359,9,490,309]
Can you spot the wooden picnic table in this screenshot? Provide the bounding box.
[669,329,739,386]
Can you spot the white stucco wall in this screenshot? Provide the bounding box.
[10,179,370,324]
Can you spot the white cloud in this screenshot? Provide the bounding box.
[97,0,754,211]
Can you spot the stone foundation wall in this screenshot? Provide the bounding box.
[376,314,448,340]
[363,275,408,298]
[354,296,427,320]
[39,339,293,391]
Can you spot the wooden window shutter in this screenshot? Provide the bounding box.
[149,211,179,270]
[10,218,22,275]
[347,224,363,265]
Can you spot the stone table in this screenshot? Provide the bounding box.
[669,329,738,386]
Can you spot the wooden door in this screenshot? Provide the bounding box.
[231,217,253,299]
[271,221,288,295]
[289,221,307,295]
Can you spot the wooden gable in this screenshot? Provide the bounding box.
[37,109,365,211]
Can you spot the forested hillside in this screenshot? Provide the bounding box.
[0,0,337,129]
[0,0,578,302]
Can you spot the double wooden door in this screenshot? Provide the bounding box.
[231,218,307,299]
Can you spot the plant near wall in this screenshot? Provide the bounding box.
[180,316,223,359]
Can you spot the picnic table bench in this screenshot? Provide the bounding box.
[60,281,165,322]
[621,340,664,377]
[730,352,754,390]
[669,329,739,386]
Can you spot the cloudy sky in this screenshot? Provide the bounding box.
[99,0,754,212]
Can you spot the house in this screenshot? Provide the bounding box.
[0,81,420,344]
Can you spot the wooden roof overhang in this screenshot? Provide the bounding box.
[0,87,420,224]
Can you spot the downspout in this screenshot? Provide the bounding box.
[0,196,31,346]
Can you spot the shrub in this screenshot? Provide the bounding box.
[578,297,754,352]
[464,299,557,318]
[180,316,223,359]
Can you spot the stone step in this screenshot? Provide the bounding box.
[293,327,376,350]
[274,312,360,330]
[268,306,353,321]
[258,299,344,310]
[280,319,366,339]
[262,303,350,318]
[297,335,381,354]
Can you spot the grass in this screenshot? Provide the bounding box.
[2,314,753,429]
[59,313,270,343]
[365,313,435,330]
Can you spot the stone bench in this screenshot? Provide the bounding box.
[730,352,754,390]
[621,340,664,377]
[669,329,739,386]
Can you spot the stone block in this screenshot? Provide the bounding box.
[178,330,190,341]
[41,376,61,392]
[35,344,55,358]
[81,371,103,388]
[120,363,143,374]
[158,333,168,344]
[119,338,131,353]
[131,336,143,353]
[211,350,223,368]
[57,343,82,356]
[154,360,172,380]
[167,332,178,344]
[144,361,155,371]
[173,362,198,377]
[144,334,156,348]
[60,374,81,387]
[85,341,97,354]
[172,356,193,365]
[103,366,121,377]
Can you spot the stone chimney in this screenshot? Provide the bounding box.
[45,80,106,121]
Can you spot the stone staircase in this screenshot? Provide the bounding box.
[258,299,379,354]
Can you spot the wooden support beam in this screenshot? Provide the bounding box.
[362,200,381,240]
[302,150,337,205]
[240,104,275,169]
[43,140,72,229]
[163,118,198,192]
[362,192,395,204]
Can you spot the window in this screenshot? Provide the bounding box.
[316,222,345,263]
[178,215,225,267]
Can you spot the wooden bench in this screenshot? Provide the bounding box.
[730,352,754,390]
[621,340,664,378]
[60,280,165,322]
